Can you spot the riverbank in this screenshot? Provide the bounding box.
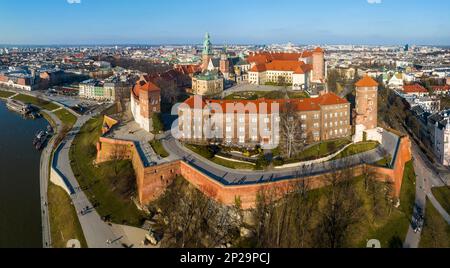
[0,87,86,248]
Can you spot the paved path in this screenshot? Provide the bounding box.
[53,105,126,248]
[403,135,449,248]
[161,132,385,185]
[39,111,61,248]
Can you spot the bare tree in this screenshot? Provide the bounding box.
[313,164,363,248]
[156,178,241,248]
[280,101,304,159]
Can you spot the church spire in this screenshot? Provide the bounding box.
[202,32,212,56]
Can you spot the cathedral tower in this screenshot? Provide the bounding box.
[201,32,213,71]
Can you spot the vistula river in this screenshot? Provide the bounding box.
[0,100,47,248]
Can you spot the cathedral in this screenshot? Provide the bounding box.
[191,33,250,96]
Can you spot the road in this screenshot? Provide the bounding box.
[161,132,385,185]
[403,135,450,248]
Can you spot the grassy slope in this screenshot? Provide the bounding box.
[48,183,88,248]
[70,116,146,226]
[185,144,255,170]
[420,199,450,248]
[0,90,15,98]
[360,161,416,248]
[150,140,169,158]
[431,186,450,215]
[333,141,379,160]
[285,138,351,163]
[54,109,77,129]
[13,94,59,111]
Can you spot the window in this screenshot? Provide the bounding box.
[239,127,245,132]
[301,115,307,120]
[226,126,232,132]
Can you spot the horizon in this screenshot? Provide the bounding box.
[1,0,450,46]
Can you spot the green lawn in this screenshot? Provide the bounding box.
[420,199,450,248]
[431,186,450,215]
[54,109,77,129]
[288,91,310,99]
[211,156,255,170]
[48,183,87,248]
[276,138,351,165]
[224,90,309,101]
[333,141,379,160]
[150,140,169,158]
[185,144,255,170]
[0,90,14,98]
[152,113,164,134]
[13,94,60,111]
[70,116,146,226]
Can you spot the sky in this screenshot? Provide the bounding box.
[0,0,449,45]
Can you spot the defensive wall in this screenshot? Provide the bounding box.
[96,116,412,209]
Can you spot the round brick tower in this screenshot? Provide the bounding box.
[312,47,325,82]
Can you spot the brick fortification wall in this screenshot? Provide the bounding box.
[96,136,412,209]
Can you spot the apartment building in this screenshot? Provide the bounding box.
[79,76,130,101]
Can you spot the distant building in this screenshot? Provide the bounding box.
[428,110,450,166]
[402,84,429,97]
[191,70,224,96]
[388,73,404,89]
[191,33,224,96]
[130,75,161,132]
[432,85,450,96]
[247,48,325,90]
[412,96,441,114]
[79,77,130,101]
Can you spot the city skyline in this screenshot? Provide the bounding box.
[1,0,450,46]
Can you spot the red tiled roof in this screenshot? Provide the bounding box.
[403,84,428,94]
[250,64,267,72]
[182,92,347,113]
[314,47,324,53]
[355,75,379,87]
[432,85,450,91]
[132,76,160,99]
[247,50,316,65]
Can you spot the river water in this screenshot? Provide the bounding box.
[0,100,47,248]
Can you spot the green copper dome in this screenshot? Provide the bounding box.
[202,32,212,56]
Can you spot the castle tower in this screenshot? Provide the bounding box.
[312,47,325,82]
[355,75,378,130]
[219,53,229,76]
[201,32,213,71]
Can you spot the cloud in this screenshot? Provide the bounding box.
[367,0,382,4]
[67,0,81,4]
